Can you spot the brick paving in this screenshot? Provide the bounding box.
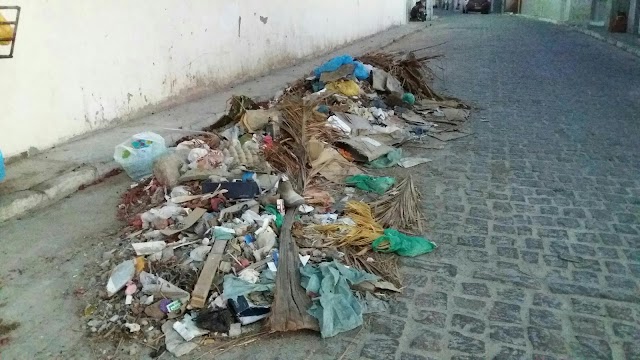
[216,14,640,360]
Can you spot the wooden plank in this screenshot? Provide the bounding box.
[190,239,228,308]
[269,208,319,332]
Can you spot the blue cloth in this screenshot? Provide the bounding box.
[314,55,370,81]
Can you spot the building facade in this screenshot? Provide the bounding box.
[519,0,640,34]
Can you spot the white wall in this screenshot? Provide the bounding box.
[0,0,407,158]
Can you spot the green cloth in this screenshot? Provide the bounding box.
[300,261,378,338]
[345,175,395,195]
[372,228,437,257]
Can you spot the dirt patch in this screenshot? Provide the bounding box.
[0,318,20,348]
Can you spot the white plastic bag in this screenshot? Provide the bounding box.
[114,132,167,180]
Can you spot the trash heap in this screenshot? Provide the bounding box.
[87,50,470,358]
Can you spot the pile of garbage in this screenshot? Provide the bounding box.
[85,50,470,357]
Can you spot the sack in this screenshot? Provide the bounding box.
[114,132,167,180]
[372,228,437,257]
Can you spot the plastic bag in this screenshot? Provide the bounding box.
[313,55,370,80]
[372,228,437,257]
[0,149,5,182]
[114,132,167,180]
[325,80,360,97]
[366,148,403,169]
[300,261,378,338]
[345,174,395,195]
[265,205,284,229]
[222,271,275,300]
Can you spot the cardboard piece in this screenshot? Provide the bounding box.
[336,136,395,163]
[319,63,355,83]
[442,108,470,122]
[308,139,362,184]
[398,157,432,168]
[372,68,403,93]
[401,111,433,126]
[160,208,207,236]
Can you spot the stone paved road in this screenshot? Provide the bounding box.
[371,13,640,360]
[214,14,640,360]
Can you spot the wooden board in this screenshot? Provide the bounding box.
[190,239,228,308]
[269,208,319,332]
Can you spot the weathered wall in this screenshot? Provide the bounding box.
[568,0,593,23]
[0,0,407,158]
[521,0,568,21]
[521,0,593,23]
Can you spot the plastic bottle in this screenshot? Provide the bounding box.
[0,149,5,182]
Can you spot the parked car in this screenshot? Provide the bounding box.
[463,0,491,14]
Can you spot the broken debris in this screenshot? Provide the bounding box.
[88,48,472,357]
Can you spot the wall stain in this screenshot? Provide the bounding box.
[238,16,241,37]
[259,16,268,24]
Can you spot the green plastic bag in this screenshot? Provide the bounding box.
[372,228,437,257]
[366,148,402,169]
[265,205,284,229]
[345,175,395,195]
[300,261,378,338]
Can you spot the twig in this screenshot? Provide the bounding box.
[411,41,448,53]
[338,325,366,360]
[114,338,123,357]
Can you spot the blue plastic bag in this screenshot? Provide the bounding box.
[313,55,370,81]
[0,149,5,182]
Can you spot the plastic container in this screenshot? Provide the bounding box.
[113,132,167,180]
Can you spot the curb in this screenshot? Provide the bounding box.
[514,14,640,59]
[0,24,429,224]
[570,27,640,58]
[0,163,119,222]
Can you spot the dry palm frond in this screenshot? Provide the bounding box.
[343,248,403,288]
[358,51,445,101]
[369,176,425,234]
[264,96,343,191]
[315,201,383,249]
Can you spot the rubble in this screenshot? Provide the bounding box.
[84,49,471,357]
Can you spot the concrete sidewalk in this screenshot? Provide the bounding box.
[516,13,640,58]
[0,22,431,222]
[571,25,640,58]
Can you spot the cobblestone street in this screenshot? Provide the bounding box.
[2,12,639,360]
[212,14,640,360]
[368,13,640,360]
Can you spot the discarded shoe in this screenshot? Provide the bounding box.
[277,180,305,208]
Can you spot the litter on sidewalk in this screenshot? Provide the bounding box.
[85,49,469,357]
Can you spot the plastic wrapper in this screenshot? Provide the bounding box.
[114,132,167,180]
